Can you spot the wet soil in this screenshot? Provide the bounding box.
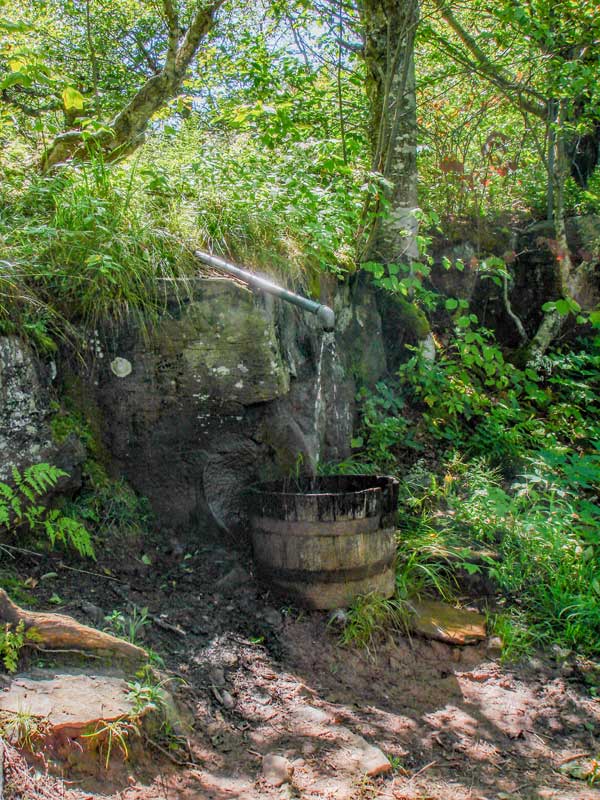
[4,534,600,800]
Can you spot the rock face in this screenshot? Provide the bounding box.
[0,337,52,475]
[62,277,387,539]
[0,336,83,488]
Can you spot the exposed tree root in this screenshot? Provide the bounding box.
[0,589,146,662]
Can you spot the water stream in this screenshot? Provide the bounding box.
[313,331,338,468]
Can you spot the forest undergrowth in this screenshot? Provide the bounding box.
[336,327,600,663]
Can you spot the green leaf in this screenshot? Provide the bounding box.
[0,71,32,89]
[445,298,459,310]
[62,86,85,111]
[362,261,385,279]
[554,299,571,316]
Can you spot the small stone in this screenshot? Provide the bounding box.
[215,565,251,591]
[328,608,348,627]
[487,636,503,656]
[292,705,331,726]
[262,754,294,787]
[110,357,132,378]
[80,601,104,627]
[209,668,226,687]
[221,690,235,709]
[262,607,282,627]
[559,759,594,780]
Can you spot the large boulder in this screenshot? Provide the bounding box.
[64,277,386,539]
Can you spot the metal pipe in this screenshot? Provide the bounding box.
[194,249,335,332]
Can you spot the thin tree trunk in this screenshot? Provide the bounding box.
[360,0,420,264]
[528,99,572,360]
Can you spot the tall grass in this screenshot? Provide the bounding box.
[0,123,363,349]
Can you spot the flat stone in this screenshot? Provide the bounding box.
[330,729,391,778]
[262,754,294,786]
[291,705,331,728]
[0,669,134,736]
[407,599,486,645]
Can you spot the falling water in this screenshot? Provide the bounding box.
[328,334,340,432]
[313,336,326,466]
[313,331,338,468]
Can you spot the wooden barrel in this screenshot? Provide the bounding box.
[249,475,398,609]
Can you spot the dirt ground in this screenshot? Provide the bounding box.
[4,534,600,800]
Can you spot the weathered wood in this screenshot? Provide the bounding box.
[249,475,398,610]
[0,589,146,661]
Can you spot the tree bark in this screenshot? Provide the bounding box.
[41,0,224,171]
[360,0,420,264]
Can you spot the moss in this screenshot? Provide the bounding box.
[387,296,430,340]
[50,404,97,454]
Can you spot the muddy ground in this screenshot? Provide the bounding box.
[3,533,600,800]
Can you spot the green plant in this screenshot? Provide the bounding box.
[1,709,46,750]
[386,754,406,773]
[104,607,150,644]
[65,467,153,542]
[488,612,538,663]
[127,678,167,717]
[0,464,94,558]
[0,621,41,673]
[82,717,140,768]
[338,593,410,654]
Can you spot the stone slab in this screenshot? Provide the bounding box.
[408,599,486,645]
[0,670,134,734]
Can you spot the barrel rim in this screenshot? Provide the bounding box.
[247,473,398,500]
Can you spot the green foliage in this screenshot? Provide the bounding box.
[400,454,600,659]
[66,468,153,543]
[0,620,41,673]
[337,593,409,654]
[82,717,140,768]
[0,464,94,558]
[342,291,600,660]
[104,607,150,644]
[0,708,46,751]
[50,401,153,541]
[0,120,363,346]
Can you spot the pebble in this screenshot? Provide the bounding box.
[262,607,283,627]
[209,668,226,687]
[262,754,294,786]
[221,690,235,709]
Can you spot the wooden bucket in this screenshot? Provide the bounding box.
[249,475,398,609]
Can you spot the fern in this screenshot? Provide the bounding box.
[0,463,94,558]
[0,621,41,673]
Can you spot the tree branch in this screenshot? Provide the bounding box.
[40,0,224,171]
[432,0,547,119]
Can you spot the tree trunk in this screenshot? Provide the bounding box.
[528,99,573,360]
[360,0,420,264]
